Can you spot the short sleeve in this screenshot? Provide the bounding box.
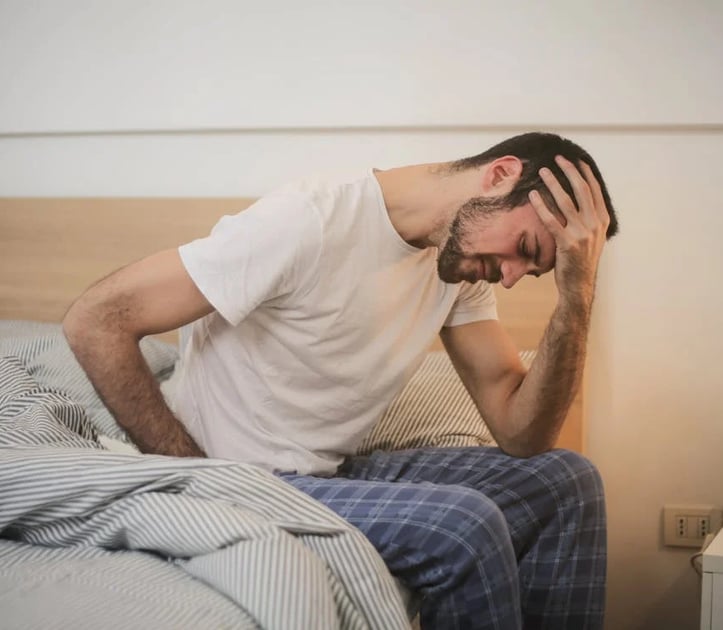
[179,193,323,326]
[443,281,498,327]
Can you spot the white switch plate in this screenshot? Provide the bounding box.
[663,504,723,548]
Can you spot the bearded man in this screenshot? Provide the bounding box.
[64,132,619,630]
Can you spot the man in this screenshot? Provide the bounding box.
[64,132,618,629]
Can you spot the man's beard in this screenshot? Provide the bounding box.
[437,196,506,284]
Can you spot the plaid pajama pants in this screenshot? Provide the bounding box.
[282,447,606,630]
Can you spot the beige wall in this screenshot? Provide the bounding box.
[586,132,723,630]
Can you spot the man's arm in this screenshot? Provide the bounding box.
[441,157,610,457]
[63,248,215,457]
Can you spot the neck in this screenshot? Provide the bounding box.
[373,162,483,248]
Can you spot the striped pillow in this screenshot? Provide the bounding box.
[357,350,535,454]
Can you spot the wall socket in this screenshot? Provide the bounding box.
[663,504,723,548]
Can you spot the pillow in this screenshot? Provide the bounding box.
[357,350,535,455]
[0,320,179,441]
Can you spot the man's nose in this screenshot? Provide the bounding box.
[500,260,527,289]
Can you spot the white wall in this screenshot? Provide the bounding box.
[2,2,722,629]
[2,0,721,134]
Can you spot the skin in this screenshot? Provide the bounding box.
[63,154,609,458]
[64,250,214,456]
[436,202,557,286]
[374,154,609,456]
[441,158,608,455]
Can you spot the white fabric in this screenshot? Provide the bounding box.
[167,170,497,475]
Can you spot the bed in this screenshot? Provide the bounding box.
[0,197,584,628]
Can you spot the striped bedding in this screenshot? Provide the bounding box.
[358,349,535,455]
[0,350,409,629]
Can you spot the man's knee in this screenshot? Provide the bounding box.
[418,487,513,567]
[534,449,605,502]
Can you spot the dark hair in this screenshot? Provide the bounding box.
[451,132,618,238]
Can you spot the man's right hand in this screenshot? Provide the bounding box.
[529,155,611,309]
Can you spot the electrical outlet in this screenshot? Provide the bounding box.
[663,504,723,548]
[676,515,687,537]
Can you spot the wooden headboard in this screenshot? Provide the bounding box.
[0,198,582,451]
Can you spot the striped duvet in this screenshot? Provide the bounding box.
[0,353,409,629]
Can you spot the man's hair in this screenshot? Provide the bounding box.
[450,132,619,238]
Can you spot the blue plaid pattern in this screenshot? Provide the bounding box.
[282,447,606,630]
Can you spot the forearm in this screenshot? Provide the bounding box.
[502,291,592,455]
[495,154,611,456]
[64,320,206,458]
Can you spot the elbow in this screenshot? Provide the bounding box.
[62,295,91,350]
[497,443,553,459]
[490,405,561,458]
[494,431,556,459]
[62,289,128,351]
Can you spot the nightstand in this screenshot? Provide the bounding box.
[702,528,723,629]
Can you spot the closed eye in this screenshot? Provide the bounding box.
[521,234,544,278]
[519,235,530,259]
[519,234,540,265]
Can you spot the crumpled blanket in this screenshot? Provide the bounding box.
[0,355,409,630]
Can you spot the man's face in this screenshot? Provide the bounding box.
[437,198,557,288]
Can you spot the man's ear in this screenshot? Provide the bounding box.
[480,156,523,194]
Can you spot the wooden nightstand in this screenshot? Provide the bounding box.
[702,528,723,629]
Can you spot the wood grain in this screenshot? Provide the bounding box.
[0,197,582,451]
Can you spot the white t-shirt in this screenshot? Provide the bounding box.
[165,170,497,475]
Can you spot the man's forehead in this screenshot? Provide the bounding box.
[522,206,556,272]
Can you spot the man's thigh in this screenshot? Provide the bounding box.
[280,472,515,596]
[280,472,499,535]
[340,446,602,501]
[338,446,605,540]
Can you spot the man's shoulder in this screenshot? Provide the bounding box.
[277,168,373,198]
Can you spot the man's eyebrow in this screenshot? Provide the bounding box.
[534,234,541,268]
